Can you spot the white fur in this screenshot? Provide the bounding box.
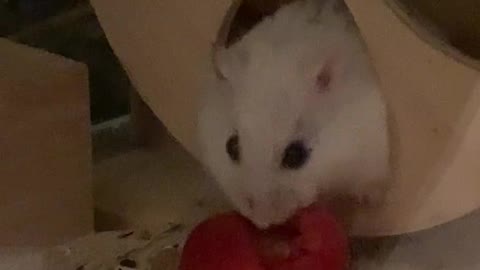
[198,0,390,228]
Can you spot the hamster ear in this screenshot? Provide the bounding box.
[316,59,333,92]
[212,45,248,80]
[314,54,342,93]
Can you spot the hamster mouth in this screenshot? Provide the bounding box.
[252,203,337,262]
[256,224,301,264]
[254,204,349,269]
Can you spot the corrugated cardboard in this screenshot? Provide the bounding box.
[0,39,93,246]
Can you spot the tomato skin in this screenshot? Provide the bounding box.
[180,213,264,270]
[180,206,349,270]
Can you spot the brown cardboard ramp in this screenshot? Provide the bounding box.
[90,0,480,236]
[0,39,93,246]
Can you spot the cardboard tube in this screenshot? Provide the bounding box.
[91,0,480,235]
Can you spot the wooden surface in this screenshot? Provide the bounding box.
[0,39,93,246]
[90,0,480,235]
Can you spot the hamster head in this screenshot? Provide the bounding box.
[198,0,389,228]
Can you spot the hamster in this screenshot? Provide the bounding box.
[198,0,390,228]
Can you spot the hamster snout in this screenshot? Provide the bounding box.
[238,190,302,228]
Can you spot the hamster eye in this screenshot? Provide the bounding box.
[282,141,310,169]
[226,134,240,163]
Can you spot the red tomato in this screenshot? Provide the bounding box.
[179,205,349,270]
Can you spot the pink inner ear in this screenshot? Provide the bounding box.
[316,62,333,92]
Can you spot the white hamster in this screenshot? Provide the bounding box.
[198,0,390,228]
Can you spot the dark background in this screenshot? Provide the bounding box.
[0,0,131,125]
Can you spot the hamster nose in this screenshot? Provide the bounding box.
[240,197,271,228]
[246,200,296,229]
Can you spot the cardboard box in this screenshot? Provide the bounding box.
[0,39,93,246]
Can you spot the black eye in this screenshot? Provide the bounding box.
[282,141,310,169]
[226,134,240,162]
